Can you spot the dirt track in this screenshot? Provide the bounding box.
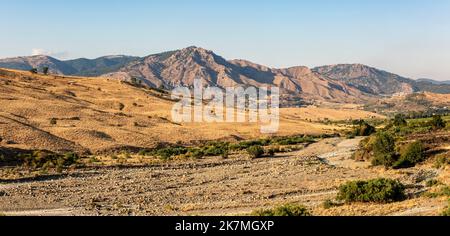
[0,138,447,216]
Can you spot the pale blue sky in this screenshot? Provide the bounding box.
[1,0,450,80]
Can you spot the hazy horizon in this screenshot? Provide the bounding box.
[1,0,450,80]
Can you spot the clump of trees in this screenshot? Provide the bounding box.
[352,120,376,136]
[430,115,446,130]
[337,178,406,203]
[393,114,407,127]
[18,151,80,172]
[369,131,426,169]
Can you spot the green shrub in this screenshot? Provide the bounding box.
[230,139,269,151]
[337,178,406,203]
[18,151,79,171]
[267,148,276,157]
[353,120,376,136]
[50,118,57,125]
[154,147,188,160]
[252,204,311,216]
[272,136,315,145]
[442,199,450,216]
[426,179,440,187]
[434,154,450,169]
[247,145,264,159]
[42,67,49,75]
[429,115,446,130]
[371,132,398,168]
[393,114,407,127]
[201,142,229,157]
[322,199,341,209]
[187,148,204,159]
[393,141,425,169]
[424,186,450,198]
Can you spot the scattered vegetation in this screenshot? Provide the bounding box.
[42,67,49,75]
[18,151,80,172]
[352,120,376,136]
[425,179,441,187]
[252,204,311,216]
[247,145,264,159]
[118,103,125,111]
[393,114,407,127]
[434,154,450,169]
[140,134,326,160]
[130,77,143,87]
[442,200,450,216]
[322,199,342,209]
[50,117,58,125]
[424,186,450,198]
[393,141,425,169]
[430,115,446,130]
[337,178,406,203]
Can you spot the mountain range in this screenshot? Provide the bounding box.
[1,46,449,104]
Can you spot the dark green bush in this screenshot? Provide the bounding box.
[154,147,188,160]
[18,151,79,171]
[322,199,341,209]
[50,118,57,125]
[267,148,276,157]
[393,114,407,127]
[252,204,311,216]
[353,120,376,136]
[371,132,397,168]
[429,115,446,130]
[272,136,315,145]
[393,141,425,169]
[247,145,264,159]
[42,67,49,75]
[337,178,406,203]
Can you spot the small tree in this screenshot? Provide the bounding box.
[393,114,407,126]
[430,115,446,130]
[337,178,406,203]
[42,67,49,75]
[393,141,425,169]
[353,120,376,136]
[371,131,397,167]
[29,68,38,74]
[247,145,264,159]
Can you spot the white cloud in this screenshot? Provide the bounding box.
[31,49,69,59]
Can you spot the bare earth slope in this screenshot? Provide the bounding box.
[0,68,382,154]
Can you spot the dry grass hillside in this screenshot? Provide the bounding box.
[0,68,383,154]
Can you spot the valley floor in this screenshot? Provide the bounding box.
[0,137,447,216]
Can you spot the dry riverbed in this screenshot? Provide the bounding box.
[0,137,447,216]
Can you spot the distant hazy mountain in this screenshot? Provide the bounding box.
[1,46,450,103]
[0,55,78,75]
[0,55,138,76]
[65,55,139,76]
[416,78,450,85]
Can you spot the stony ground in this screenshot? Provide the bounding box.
[0,137,448,216]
